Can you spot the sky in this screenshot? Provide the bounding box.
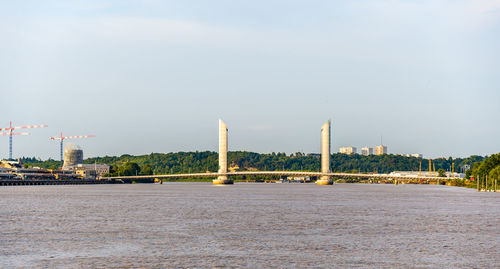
[1,0,499,160]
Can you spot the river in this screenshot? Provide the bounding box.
[0,183,498,268]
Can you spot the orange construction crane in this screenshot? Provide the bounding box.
[0,121,48,160]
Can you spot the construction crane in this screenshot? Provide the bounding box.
[50,132,95,166]
[0,121,48,160]
[419,160,422,177]
[429,159,432,177]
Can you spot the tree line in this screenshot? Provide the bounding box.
[467,153,500,187]
[20,152,485,177]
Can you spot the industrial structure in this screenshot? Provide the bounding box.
[66,163,111,179]
[0,121,48,160]
[60,144,110,178]
[63,144,84,168]
[0,159,117,185]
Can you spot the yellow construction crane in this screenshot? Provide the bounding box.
[419,160,422,177]
[433,163,436,177]
[429,159,432,177]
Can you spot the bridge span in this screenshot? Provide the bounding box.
[103,171,454,182]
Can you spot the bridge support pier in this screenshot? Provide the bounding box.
[317,120,333,185]
[214,119,233,185]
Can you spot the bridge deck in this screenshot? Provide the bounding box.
[103,171,456,181]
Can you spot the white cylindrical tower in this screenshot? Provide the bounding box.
[318,120,333,185]
[214,119,233,184]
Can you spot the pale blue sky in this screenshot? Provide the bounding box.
[1,0,499,159]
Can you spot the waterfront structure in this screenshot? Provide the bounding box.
[66,164,111,179]
[0,160,84,181]
[375,145,387,155]
[339,146,357,155]
[213,119,233,184]
[317,120,333,185]
[390,171,465,178]
[0,160,22,169]
[361,147,373,156]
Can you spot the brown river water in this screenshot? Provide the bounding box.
[0,183,499,268]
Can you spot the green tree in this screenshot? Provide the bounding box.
[465,169,473,179]
[489,166,500,186]
[438,168,446,177]
[141,164,153,175]
[118,162,141,176]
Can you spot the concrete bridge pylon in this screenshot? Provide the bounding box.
[213,119,233,184]
[317,120,333,185]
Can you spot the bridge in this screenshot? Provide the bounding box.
[102,119,457,184]
[104,171,448,182]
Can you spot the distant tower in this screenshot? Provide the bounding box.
[63,144,83,168]
[318,120,333,185]
[214,119,233,184]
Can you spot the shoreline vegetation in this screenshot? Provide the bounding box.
[19,151,500,190]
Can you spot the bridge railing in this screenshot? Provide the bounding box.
[102,171,458,181]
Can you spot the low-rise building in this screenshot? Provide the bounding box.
[307,153,321,158]
[405,153,423,158]
[339,147,357,155]
[66,164,111,179]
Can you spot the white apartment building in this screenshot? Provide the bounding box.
[339,146,357,155]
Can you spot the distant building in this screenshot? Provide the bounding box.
[361,147,373,156]
[0,160,22,169]
[307,153,321,158]
[405,153,423,158]
[390,171,465,178]
[66,164,110,179]
[375,145,387,155]
[339,147,357,155]
[286,176,312,182]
